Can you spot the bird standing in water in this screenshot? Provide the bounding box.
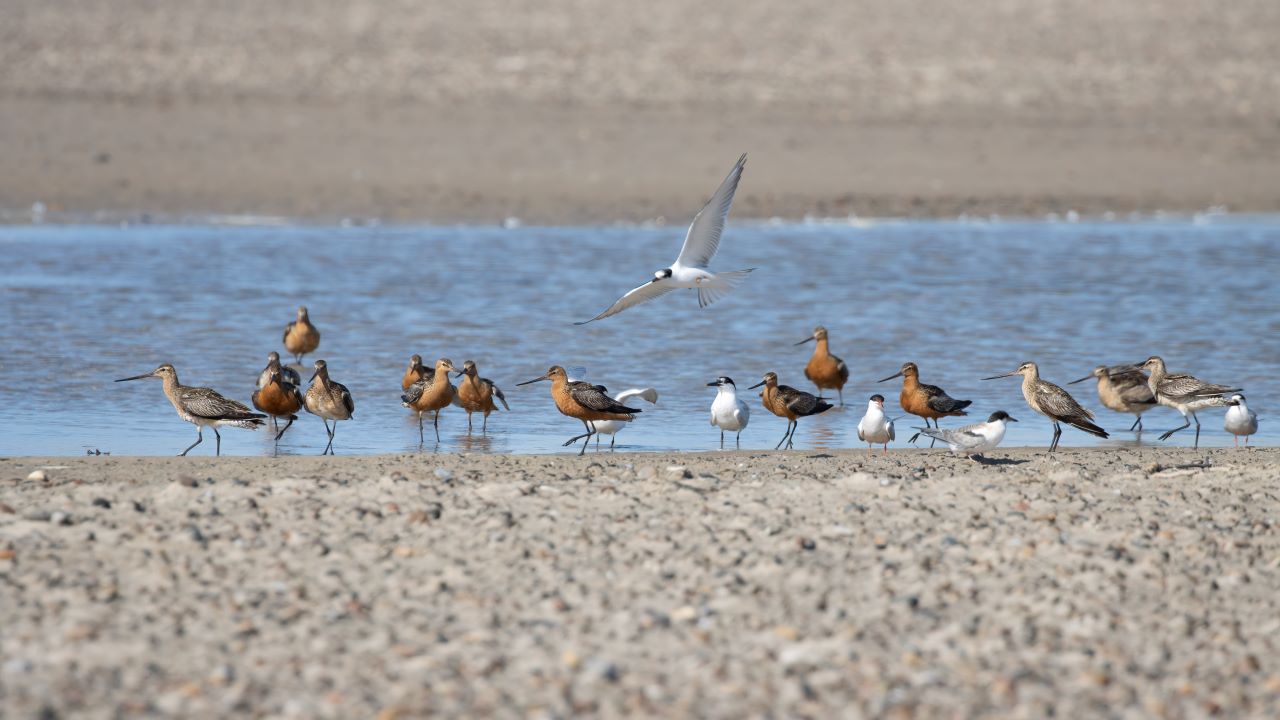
[305,359,354,455]
[117,364,265,456]
[749,371,833,450]
[796,326,849,406]
[983,362,1107,451]
[708,376,750,448]
[283,306,321,364]
[517,365,643,455]
[856,394,896,455]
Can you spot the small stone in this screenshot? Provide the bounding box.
[393,546,417,557]
[0,503,14,514]
[670,606,698,622]
[798,537,817,551]
[177,476,199,488]
[26,470,47,482]
[562,649,582,670]
[50,511,72,526]
[2,658,32,675]
[774,625,799,641]
[0,549,15,561]
[92,497,112,509]
[433,468,454,482]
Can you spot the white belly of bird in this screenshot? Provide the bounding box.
[669,265,716,287]
[711,395,748,431]
[1224,406,1258,436]
[589,419,626,435]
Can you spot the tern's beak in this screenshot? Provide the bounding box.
[877,371,903,383]
[1067,375,1093,385]
[115,371,156,382]
[517,374,549,386]
[747,380,766,389]
[706,380,719,387]
[1008,416,1019,422]
[982,370,1019,380]
[794,336,816,346]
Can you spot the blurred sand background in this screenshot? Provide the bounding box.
[3,0,1279,222]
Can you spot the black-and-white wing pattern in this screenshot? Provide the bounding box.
[484,378,510,410]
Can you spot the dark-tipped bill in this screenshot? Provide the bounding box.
[877,371,903,383]
[981,370,1019,381]
[747,380,766,389]
[793,336,816,346]
[1067,374,1093,385]
[516,375,549,386]
[115,372,155,382]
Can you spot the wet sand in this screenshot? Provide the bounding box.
[4,0,1280,222]
[3,448,1277,717]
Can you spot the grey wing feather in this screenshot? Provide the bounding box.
[576,282,676,324]
[334,382,355,416]
[569,382,640,414]
[1115,378,1156,404]
[402,378,427,405]
[484,379,510,410]
[1160,373,1236,399]
[180,387,263,420]
[1036,382,1093,420]
[675,153,746,269]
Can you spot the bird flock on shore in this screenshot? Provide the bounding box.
[115,155,1260,456]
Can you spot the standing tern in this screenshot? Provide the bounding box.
[856,394,897,455]
[1223,394,1258,448]
[912,411,1018,459]
[708,376,750,448]
[576,154,755,324]
[588,387,659,450]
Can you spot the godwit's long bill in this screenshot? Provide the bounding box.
[749,372,833,450]
[517,366,642,455]
[983,362,1107,451]
[304,359,354,455]
[116,363,265,456]
[1067,364,1156,432]
[878,362,971,447]
[1139,356,1240,448]
[576,154,755,324]
[795,326,849,406]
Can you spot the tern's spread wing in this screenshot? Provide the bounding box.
[614,387,659,405]
[675,153,746,269]
[575,281,675,324]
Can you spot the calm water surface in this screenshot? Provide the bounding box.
[1,218,1276,456]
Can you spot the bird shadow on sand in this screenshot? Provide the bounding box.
[969,456,1030,466]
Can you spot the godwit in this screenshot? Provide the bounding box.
[304,359,354,455]
[708,376,750,448]
[401,358,460,443]
[456,360,510,433]
[878,362,971,446]
[589,387,658,450]
[795,326,849,405]
[912,411,1017,459]
[252,366,304,442]
[1224,394,1258,448]
[856,394,896,455]
[402,354,429,391]
[576,154,755,323]
[283,306,320,364]
[748,371,833,450]
[983,362,1108,451]
[116,364,265,456]
[256,351,302,390]
[1140,356,1240,448]
[516,365,642,455]
[1067,364,1156,432]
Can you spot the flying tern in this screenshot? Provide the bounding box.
[576,154,755,324]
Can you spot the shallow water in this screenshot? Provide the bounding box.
[1,217,1275,456]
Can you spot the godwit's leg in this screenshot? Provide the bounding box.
[1049,421,1062,452]
[433,410,441,442]
[787,420,798,449]
[417,413,425,444]
[927,418,938,448]
[180,428,204,457]
[1129,416,1141,432]
[274,416,294,442]
[774,423,790,450]
[1159,411,1191,442]
[467,413,473,434]
[563,421,594,447]
[838,388,844,407]
[482,414,488,433]
[324,420,337,455]
[1192,413,1201,448]
[578,429,592,456]
[213,427,222,456]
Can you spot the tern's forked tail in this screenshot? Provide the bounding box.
[697,268,755,309]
